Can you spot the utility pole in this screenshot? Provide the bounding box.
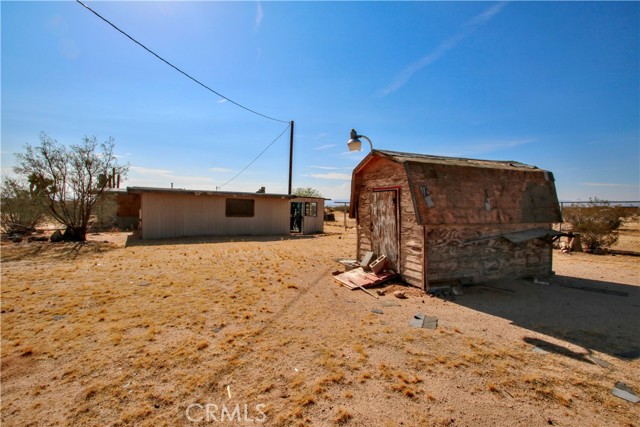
[288,120,295,194]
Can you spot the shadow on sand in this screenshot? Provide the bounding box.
[124,232,339,248]
[454,274,640,359]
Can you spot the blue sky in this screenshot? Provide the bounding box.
[2,1,638,202]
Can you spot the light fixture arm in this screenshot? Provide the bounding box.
[358,135,373,151]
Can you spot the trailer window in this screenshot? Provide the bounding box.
[305,202,317,217]
[226,199,254,217]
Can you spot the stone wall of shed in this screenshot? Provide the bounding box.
[92,192,118,230]
[355,157,424,287]
[426,223,553,283]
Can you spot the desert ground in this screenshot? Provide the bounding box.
[1,215,639,426]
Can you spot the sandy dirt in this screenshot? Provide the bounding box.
[1,217,639,426]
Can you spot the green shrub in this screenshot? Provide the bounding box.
[562,198,635,250]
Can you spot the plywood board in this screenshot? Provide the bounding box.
[333,267,397,289]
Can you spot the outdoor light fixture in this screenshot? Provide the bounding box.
[347,129,373,152]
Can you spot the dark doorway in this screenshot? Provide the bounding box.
[290,202,303,233]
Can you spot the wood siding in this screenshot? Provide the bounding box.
[355,158,424,288]
[426,223,553,283]
[352,155,559,289]
[140,193,290,239]
[405,163,562,225]
[371,190,399,269]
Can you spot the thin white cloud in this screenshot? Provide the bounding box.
[579,182,638,188]
[435,138,533,157]
[218,98,228,104]
[310,172,352,180]
[58,38,80,60]
[379,2,506,97]
[308,165,351,170]
[209,167,232,173]
[339,150,368,156]
[130,166,174,176]
[466,138,533,153]
[314,144,337,151]
[314,133,329,140]
[463,2,506,28]
[255,2,264,32]
[128,166,216,189]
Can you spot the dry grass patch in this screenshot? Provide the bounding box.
[333,407,352,425]
[2,228,639,427]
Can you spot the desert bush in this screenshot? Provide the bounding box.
[14,132,128,241]
[562,198,634,250]
[0,177,47,234]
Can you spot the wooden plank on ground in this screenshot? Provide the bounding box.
[333,267,397,289]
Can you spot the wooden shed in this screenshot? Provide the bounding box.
[349,150,562,289]
[124,187,325,239]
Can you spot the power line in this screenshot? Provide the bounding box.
[75,0,290,124]
[219,123,291,189]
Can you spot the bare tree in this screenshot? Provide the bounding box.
[14,132,128,241]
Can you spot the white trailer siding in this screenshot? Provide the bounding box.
[139,192,291,239]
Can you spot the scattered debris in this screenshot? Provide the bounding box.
[360,251,375,269]
[612,382,640,403]
[370,308,384,315]
[337,260,360,271]
[345,300,356,304]
[138,281,149,287]
[452,286,464,296]
[532,346,549,355]
[365,288,380,299]
[333,267,396,290]
[370,255,388,274]
[376,289,386,296]
[53,315,65,321]
[227,385,232,399]
[338,252,377,271]
[533,278,549,286]
[393,291,407,299]
[587,355,611,368]
[427,286,454,300]
[409,313,438,329]
[380,300,400,307]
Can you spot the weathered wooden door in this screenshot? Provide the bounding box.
[371,190,399,270]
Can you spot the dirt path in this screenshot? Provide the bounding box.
[1,223,639,426]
